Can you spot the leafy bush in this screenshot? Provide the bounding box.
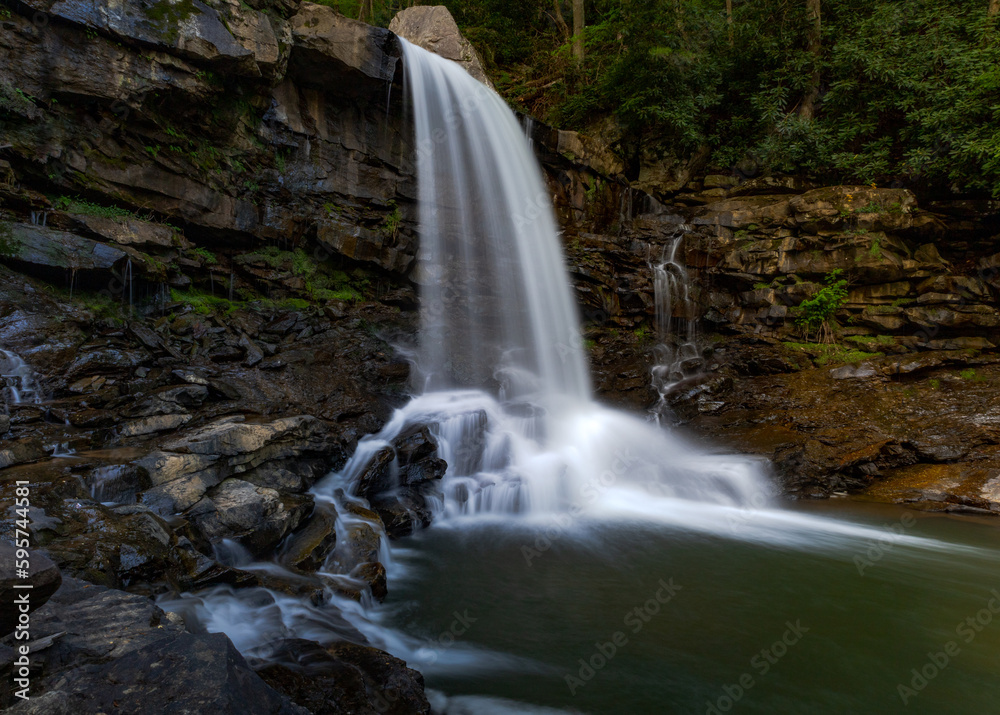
[794,269,849,343]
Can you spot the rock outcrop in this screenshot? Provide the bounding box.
[389,5,493,88]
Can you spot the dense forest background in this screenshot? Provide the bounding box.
[328,0,1000,196]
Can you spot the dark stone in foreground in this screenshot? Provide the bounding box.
[3,577,306,714]
[0,541,61,637]
[258,638,430,715]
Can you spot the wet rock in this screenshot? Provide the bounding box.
[0,542,61,637]
[258,639,430,715]
[4,577,306,714]
[353,562,387,603]
[0,438,46,469]
[370,493,434,540]
[40,501,190,591]
[118,413,193,438]
[829,363,877,380]
[355,447,396,498]
[281,506,338,572]
[333,521,381,572]
[187,479,313,556]
[390,5,493,88]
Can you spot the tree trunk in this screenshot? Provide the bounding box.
[572,0,585,64]
[991,0,1000,16]
[799,0,822,120]
[552,0,570,41]
[358,0,372,23]
[726,0,733,46]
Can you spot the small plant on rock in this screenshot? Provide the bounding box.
[795,269,849,344]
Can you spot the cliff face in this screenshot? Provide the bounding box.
[2,0,415,273]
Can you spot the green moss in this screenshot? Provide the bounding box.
[170,288,243,316]
[959,368,986,382]
[782,341,883,366]
[187,247,217,265]
[52,196,137,219]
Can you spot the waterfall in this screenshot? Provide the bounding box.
[650,229,704,420]
[0,349,42,405]
[402,37,590,403]
[313,42,767,522]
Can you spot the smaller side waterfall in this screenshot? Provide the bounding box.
[0,349,42,405]
[650,229,704,421]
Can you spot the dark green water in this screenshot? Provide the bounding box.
[383,502,1000,714]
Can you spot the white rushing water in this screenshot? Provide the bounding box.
[0,348,42,405]
[396,37,763,518]
[650,229,706,421]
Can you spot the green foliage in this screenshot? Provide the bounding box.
[170,288,242,316]
[959,368,987,382]
[794,269,849,342]
[188,247,217,265]
[417,0,1000,194]
[52,196,135,219]
[381,202,401,239]
[634,324,653,343]
[235,246,368,303]
[0,82,38,118]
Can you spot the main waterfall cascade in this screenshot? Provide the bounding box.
[159,40,981,714]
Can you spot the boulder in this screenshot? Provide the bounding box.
[289,3,401,96]
[280,506,338,572]
[0,542,61,637]
[4,577,307,714]
[3,224,126,272]
[186,479,313,556]
[67,214,183,248]
[0,438,46,469]
[390,5,493,88]
[258,639,430,715]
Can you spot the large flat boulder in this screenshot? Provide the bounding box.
[3,224,126,272]
[289,3,401,95]
[390,5,493,88]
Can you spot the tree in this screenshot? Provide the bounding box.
[991,0,1000,16]
[799,0,822,120]
[572,0,585,64]
[726,0,733,46]
[552,0,571,42]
